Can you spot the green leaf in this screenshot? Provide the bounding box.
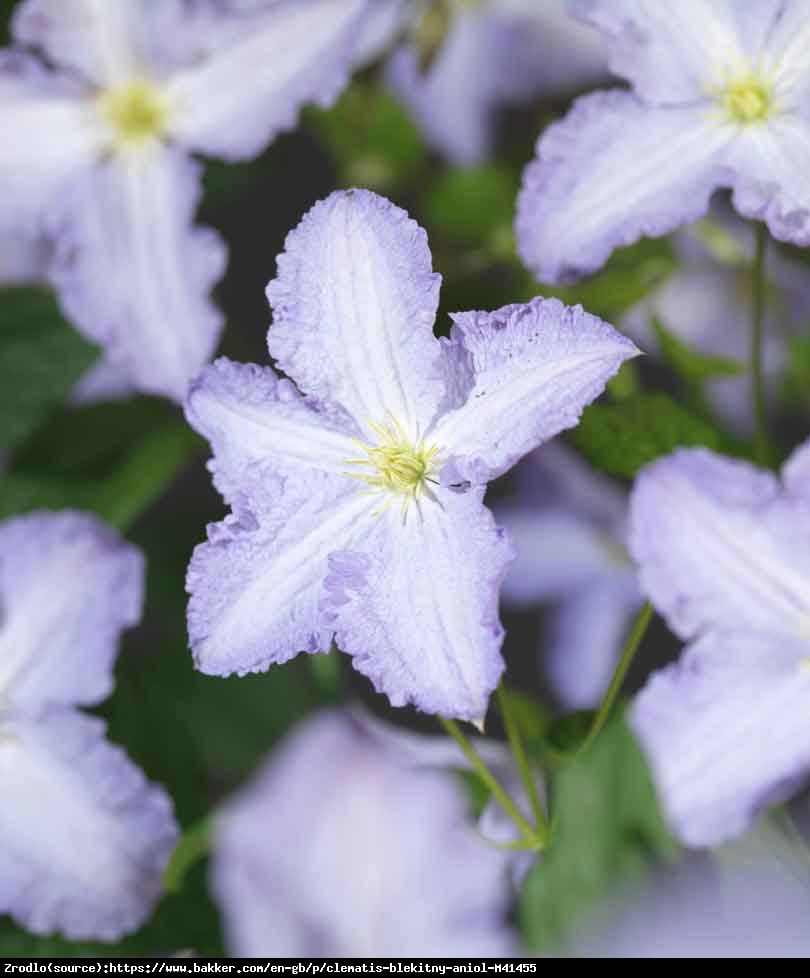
[573,393,723,479]
[163,818,213,894]
[651,317,744,384]
[536,239,677,320]
[520,712,676,952]
[0,287,98,453]
[308,82,427,191]
[92,422,203,531]
[0,472,97,520]
[423,165,519,251]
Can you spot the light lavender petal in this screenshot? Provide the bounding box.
[0,510,143,712]
[212,711,516,956]
[0,710,178,941]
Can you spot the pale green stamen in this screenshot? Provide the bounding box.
[723,76,772,124]
[98,80,168,146]
[346,418,439,513]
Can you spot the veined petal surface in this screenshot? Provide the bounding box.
[267,190,444,437]
[432,297,637,483]
[321,490,513,721]
[187,476,374,678]
[516,91,732,284]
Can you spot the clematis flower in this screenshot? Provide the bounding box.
[622,216,810,434]
[496,443,641,709]
[574,861,810,958]
[1,0,370,400]
[0,510,178,940]
[517,0,810,283]
[628,442,810,847]
[211,710,517,956]
[185,188,637,721]
[386,0,607,165]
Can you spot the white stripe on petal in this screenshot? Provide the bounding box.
[187,479,375,677]
[322,490,513,720]
[0,711,177,941]
[49,145,226,401]
[517,91,732,283]
[267,190,445,437]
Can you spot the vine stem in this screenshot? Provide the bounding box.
[496,682,549,846]
[439,717,542,849]
[580,601,654,754]
[751,222,769,467]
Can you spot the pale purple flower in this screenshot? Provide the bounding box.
[0,0,370,400]
[574,860,810,958]
[623,216,810,434]
[0,510,178,940]
[496,443,641,709]
[387,0,607,165]
[185,188,638,722]
[212,710,518,956]
[628,442,810,847]
[518,0,810,283]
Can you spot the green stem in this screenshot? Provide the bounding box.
[439,717,541,849]
[496,683,549,845]
[580,601,654,754]
[751,222,769,466]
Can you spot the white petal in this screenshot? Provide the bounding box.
[0,511,143,712]
[267,190,445,436]
[0,711,177,941]
[49,145,226,401]
[632,630,810,847]
[572,0,779,104]
[517,91,732,283]
[165,0,367,160]
[321,490,513,721]
[187,478,375,677]
[432,297,638,482]
[628,449,810,641]
[729,116,810,247]
[0,53,102,234]
[12,0,142,85]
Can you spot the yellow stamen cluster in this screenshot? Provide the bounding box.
[346,419,439,514]
[723,75,772,124]
[98,80,168,146]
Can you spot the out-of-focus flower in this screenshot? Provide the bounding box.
[212,710,518,957]
[0,511,178,940]
[0,0,370,400]
[623,217,810,434]
[573,860,810,958]
[518,0,810,283]
[628,443,810,847]
[387,0,607,165]
[496,443,641,709]
[185,188,637,722]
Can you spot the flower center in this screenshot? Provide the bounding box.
[346,419,440,512]
[98,79,168,146]
[723,76,772,124]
